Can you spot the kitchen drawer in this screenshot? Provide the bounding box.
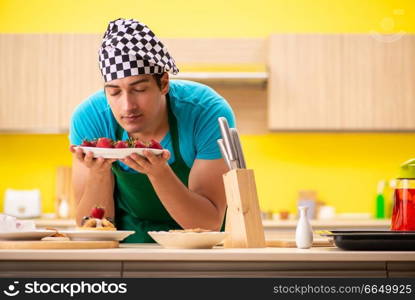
[123,261,386,278]
[0,261,122,278]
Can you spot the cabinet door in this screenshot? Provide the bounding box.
[57,34,102,130]
[0,34,102,132]
[0,35,60,131]
[268,34,415,130]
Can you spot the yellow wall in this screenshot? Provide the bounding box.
[1,133,414,215]
[244,133,415,214]
[0,135,72,213]
[0,0,414,35]
[0,0,414,215]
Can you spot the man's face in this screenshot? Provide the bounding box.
[104,74,168,134]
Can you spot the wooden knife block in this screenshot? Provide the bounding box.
[223,169,265,248]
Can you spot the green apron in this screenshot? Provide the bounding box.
[112,94,190,243]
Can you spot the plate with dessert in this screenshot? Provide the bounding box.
[0,215,57,240]
[75,137,163,159]
[148,228,227,249]
[62,206,134,241]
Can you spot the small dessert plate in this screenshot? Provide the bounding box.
[61,230,135,241]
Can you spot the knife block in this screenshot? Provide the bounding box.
[223,169,266,248]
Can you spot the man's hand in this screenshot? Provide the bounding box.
[121,149,171,177]
[70,145,116,173]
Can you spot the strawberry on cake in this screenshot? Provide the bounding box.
[79,206,116,231]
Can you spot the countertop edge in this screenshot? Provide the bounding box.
[1,246,415,262]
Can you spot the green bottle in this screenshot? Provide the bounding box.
[375,180,385,219]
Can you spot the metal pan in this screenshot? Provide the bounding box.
[318,230,415,251]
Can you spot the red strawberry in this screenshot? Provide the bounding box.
[149,139,163,149]
[90,206,105,219]
[134,140,146,148]
[114,140,128,148]
[81,139,95,147]
[96,137,113,148]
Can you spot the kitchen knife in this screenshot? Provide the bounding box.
[218,117,238,169]
[217,139,232,170]
[230,128,246,169]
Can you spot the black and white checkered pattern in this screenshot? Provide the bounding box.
[98,18,179,82]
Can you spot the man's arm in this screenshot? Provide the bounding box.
[123,151,228,230]
[71,148,116,226]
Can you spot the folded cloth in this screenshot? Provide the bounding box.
[0,214,36,232]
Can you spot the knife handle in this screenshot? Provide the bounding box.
[230,128,246,169]
[218,117,237,162]
[217,139,232,170]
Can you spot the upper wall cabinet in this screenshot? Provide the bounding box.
[268,34,415,130]
[0,35,267,132]
[0,34,103,132]
[1,34,414,132]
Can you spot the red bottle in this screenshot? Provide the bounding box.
[391,159,415,231]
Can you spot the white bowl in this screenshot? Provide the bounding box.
[148,231,227,249]
[77,146,163,159]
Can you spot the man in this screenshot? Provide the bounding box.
[69,18,235,242]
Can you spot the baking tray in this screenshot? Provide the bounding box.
[317,230,415,251]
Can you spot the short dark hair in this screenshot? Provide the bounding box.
[152,73,165,90]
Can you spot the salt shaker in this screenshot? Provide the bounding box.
[295,206,313,249]
[58,196,69,219]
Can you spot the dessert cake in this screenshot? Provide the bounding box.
[41,228,70,241]
[78,206,116,231]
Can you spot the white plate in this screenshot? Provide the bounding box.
[77,146,163,159]
[61,230,135,241]
[148,231,227,249]
[0,230,56,241]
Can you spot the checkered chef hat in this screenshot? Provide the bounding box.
[98,18,179,82]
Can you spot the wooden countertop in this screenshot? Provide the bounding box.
[1,244,414,262]
[263,219,390,228]
[32,218,391,229]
